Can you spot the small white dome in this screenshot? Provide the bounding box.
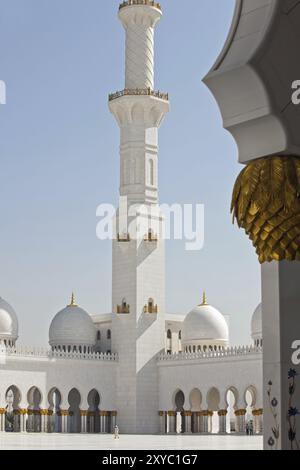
[251,303,262,341]
[0,297,19,342]
[182,294,229,348]
[49,295,96,349]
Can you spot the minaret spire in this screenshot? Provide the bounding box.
[201,291,208,306]
[68,292,77,307]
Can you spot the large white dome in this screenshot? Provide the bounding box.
[251,303,262,344]
[182,295,229,350]
[0,297,19,344]
[49,295,96,350]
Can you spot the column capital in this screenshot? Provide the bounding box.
[167,411,176,417]
[27,409,41,416]
[80,410,88,417]
[252,408,263,417]
[235,409,247,417]
[111,411,118,417]
[199,410,213,417]
[183,411,192,417]
[218,409,228,417]
[100,411,109,417]
[158,411,164,417]
[0,408,6,415]
[60,410,69,417]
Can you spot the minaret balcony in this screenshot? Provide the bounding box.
[143,304,158,314]
[117,304,130,314]
[109,88,168,102]
[117,233,131,242]
[119,1,161,12]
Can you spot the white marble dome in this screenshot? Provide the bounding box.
[251,303,262,345]
[49,295,96,351]
[0,297,19,345]
[182,294,229,351]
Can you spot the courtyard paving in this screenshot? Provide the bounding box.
[0,433,263,450]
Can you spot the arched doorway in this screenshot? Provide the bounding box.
[245,385,257,435]
[226,387,239,433]
[87,389,100,433]
[207,387,220,433]
[5,386,21,432]
[189,388,202,433]
[68,388,81,433]
[173,390,185,434]
[48,388,62,433]
[27,387,42,432]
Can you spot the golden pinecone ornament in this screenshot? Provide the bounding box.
[231,156,300,263]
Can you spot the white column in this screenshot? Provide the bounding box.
[100,413,104,433]
[167,411,176,434]
[112,411,117,431]
[41,411,47,433]
[0,410,5,432]
[184,412,192,434]
[218,410,227,434]
[100,412,107,433]
[61,411,68,433]
[235,410,246,434]
[81,411,87,433]
[202,412,209,433]
[159,412,165,434]
[262,261,300,450]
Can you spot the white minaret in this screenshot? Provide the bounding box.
[109,0,169,434]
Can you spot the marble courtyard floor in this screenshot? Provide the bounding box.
[0,433,263,450]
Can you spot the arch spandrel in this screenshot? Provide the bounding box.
[203,0,300,163]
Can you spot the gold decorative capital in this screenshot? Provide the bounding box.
[0,408,6,414]
[111,411,118,417]
[252,408,263,416]
[167,411,176,417]
[80,410,88,417]
[218,409,228,417]
[199,410,213,417]
[235,409,247,417]
[231,156,300,263]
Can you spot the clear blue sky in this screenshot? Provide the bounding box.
[0,0,261,347]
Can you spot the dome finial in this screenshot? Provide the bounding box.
[68,292,77,307]
[201,291,207,306]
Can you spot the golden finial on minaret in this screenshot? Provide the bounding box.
[201,291,208,306]
[68,292,77,307]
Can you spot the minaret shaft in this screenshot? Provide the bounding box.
[109,1,169,434]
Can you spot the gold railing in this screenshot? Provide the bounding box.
[119,1,161,11]
[117,304,130,314]
[117,233,131,242]
[109,88,169,102]
[144,304,158,314]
